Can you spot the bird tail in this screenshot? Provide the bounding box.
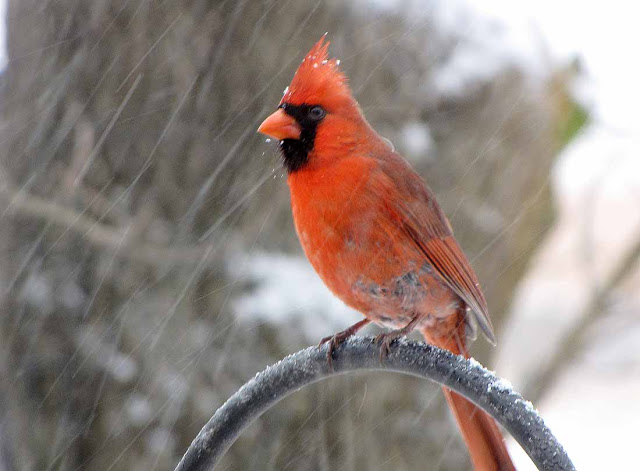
[420,321,516,471]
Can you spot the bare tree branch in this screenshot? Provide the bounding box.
[175,337,575,471]
[526,233,640,402]
[0,185,219,269]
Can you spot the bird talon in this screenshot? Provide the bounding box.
[318,335,333,348]
[327,336,338,369]
[319,332,348,370]
[374,333,395,362]
[317,319,371,370]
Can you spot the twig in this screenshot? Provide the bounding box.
[174,337,575,471]
[525,233,640,402]
[0,186,218,269]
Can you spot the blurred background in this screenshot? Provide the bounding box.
[0,0,637,470]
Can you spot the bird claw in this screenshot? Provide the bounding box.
[373,313,423,363]
[318,318,371,370]
[318,332,349,369]
[317,334,336,348]
[374,332,397,363]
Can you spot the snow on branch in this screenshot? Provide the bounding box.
[174,337,575,471]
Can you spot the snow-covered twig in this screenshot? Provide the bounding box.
[174,337,574,471]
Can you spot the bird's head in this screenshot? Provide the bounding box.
[258,36,372,173]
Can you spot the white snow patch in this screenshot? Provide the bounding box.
[146,428,176,454]
[18,274,54,314]
[76,328,139,383]
[229,252,361,341]
[468,357,482,368]
[107,353,138,383]
[57,281,86,311]
[400,121,434,160]
[489,377,514,392]
[125,394,153,426]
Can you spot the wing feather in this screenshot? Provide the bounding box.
[378,157,496,344]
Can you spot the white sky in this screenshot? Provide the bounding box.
[478,0,640,129]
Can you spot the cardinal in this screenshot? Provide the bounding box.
[258,36,515,471]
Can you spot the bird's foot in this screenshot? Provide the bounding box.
[374,330,404,361]
[374,313,423,362]
[318,318,370,369]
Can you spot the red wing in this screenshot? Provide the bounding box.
[376,157,496,344]
[404,223,496,344]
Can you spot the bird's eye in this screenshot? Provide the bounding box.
[308,106,325,121]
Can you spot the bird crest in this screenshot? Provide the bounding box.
[281,35,353,111]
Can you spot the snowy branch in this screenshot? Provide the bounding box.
[174,337,575,471]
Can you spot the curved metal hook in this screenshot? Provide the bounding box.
[175,337,574,471]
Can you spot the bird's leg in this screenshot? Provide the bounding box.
[318,318,371,368]
[375,313,423,362]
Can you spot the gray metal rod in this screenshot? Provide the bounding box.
[174,337,574,471]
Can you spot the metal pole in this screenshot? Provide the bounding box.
[175,337,574,471]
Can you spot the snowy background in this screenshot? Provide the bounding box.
[0,0,638,470]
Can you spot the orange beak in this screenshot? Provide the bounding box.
[258,108,301,141]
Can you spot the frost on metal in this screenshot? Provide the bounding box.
[174,337,575,471]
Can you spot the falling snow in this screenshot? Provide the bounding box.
[0,1,637,470]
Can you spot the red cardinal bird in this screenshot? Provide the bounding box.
[258,37,515,471]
